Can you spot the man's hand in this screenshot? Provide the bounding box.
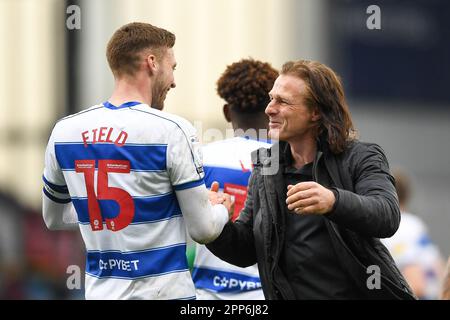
[208,181,224,205]
[209,181,234,219]
[286,181,335,215]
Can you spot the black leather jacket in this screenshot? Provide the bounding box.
[207,140,416,300]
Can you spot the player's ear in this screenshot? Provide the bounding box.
[146,54,158,75]
[311,108,321,122]
[223,104,231,123]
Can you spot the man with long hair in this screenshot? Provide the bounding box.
[207,60,416,299]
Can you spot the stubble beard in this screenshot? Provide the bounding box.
[152,80,165,110]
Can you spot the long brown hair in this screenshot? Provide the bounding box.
[281,60,356,154]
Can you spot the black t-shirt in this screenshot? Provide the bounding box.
[277,150,360,299]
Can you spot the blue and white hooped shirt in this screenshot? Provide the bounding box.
[43,101,204,300]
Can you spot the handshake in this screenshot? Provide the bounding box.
[208,181,234,220]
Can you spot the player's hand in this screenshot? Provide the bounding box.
[208,181,224,205]
[208,181,234,220]
[286,182,335,215]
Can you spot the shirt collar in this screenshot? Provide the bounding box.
[103,101,142,110]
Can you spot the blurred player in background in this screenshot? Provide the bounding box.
[191,59,278,299]
[42,22,231,300]
[382,169,445,299]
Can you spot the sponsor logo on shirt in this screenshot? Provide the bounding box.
[212,276,261,291]
[99,259,140,272]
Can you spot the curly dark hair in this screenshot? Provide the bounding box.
[217,59,278,113]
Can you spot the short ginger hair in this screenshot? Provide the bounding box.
[106,22,175,77]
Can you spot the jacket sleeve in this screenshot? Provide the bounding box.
[327,144,401,238]
[206,171,257,267]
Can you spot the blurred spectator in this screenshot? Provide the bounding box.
[441,257,450,300]
[23,210,85,299]
[382,169,445,299]
[0,190,25,299]
[0,189,85,299]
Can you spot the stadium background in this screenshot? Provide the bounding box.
[0,0,448,299]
